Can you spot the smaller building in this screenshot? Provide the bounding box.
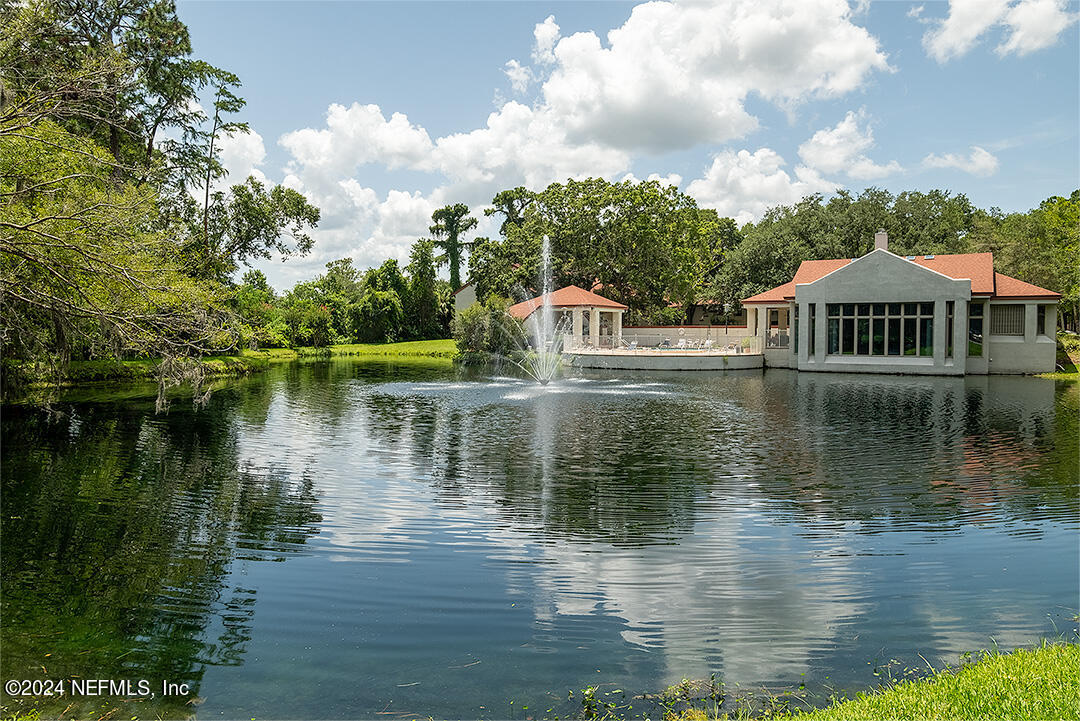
[453,282,477,313]
[508,285,628,348]
[741,233,1060,375]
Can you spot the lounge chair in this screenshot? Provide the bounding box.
[703,339,714,349]
[677,338,687,349]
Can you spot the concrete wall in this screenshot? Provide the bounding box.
[565,351,763,371]
[983,300,1058,374]
[794,250,971,376]
[453,284,477,313]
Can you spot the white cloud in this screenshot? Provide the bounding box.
[922,146,1000,176]
[923,0,1010,62]
[256,0,892,288]
[997,0,1078,56]
[532,15,560,65]
[922,0,1076,62]
[620,171,684,188]
[432,101,629,191]
[797,110,902,180]
[686,148,840,226]
[279,102,434,177]
[214,129,268,191]
[535,0,891,153]
[503,59,531,94]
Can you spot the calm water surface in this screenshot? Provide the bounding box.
[1,362,1077,719]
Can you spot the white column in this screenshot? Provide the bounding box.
[589,307,600,346]
[1024,302,1038,344]
[614,310,623,344]
[572,308,583,348]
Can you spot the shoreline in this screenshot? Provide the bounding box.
[2,340,458,401]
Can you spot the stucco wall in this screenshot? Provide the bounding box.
[565,351,763,371]
[453,284,477,313]
[982,300,1058,374]
[794,250,971,376]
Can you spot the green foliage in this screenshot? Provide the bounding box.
[192,176,320,281]
[791,642,1080,721]
[353,288,404,343]
[470,178,728,319]
[452,297,521,359]
[430,202,478,290]
[407,239,440,339]
[0,0,323,406]
[1,120,228,370]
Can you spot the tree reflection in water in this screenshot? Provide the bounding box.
[1,393,321,718]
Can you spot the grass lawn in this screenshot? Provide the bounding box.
[291,338,457,359]
[673,642,1079,721]
[4,341,458,401]
[1038,332,1080,381]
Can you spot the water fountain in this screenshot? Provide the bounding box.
[494,236,571,385]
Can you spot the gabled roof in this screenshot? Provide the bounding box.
[741,250,1058,304]
[453,281,474,296]
[508,285,628,320]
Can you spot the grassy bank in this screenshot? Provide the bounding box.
[1,340,458,403]
[671,642,1078,721]
[1038,332,1080,381]
[289,338,457,359]
[17,340,457,387]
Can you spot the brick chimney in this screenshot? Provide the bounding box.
[874,229,888,251]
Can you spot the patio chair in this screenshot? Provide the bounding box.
[703,339,714,349]
[677,338,687,349]
[628,341,638,350]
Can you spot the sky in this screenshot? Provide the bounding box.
[176,0,1080,291]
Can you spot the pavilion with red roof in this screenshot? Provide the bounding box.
[739,231,1060,375]
[508,285,628,348]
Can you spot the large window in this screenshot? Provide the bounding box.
[793,305,799,353]
[968,302,983,356]
[990,304,1024,336]
[946,301,954,358]
[808,304,816,356]
[827,302,934,357]
[1037,305,1046,336]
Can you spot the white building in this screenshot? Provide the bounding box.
[741,233,1060,375]
[453,281,477,314]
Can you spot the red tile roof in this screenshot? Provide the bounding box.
[792,258,853,285]
[507,285,628,320]
[911,252,995,294]
[741,250,1059,303]
[993,272,1061,299]
[741,281,796,304]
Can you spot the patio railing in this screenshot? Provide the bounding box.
[567,334,762,354]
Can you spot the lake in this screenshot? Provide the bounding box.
[1,361,1076,719]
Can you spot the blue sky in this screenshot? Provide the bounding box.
[177,0,1079,290]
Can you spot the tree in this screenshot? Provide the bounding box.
[2,0,241,191]
[406,239,439,339]
[314,258,362,341]
[429,203,477,290]
[0,119,229,399]
[194,176,320,282]
[485,187,535,237]
[200,74,247,248]
[512,178,724,320]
